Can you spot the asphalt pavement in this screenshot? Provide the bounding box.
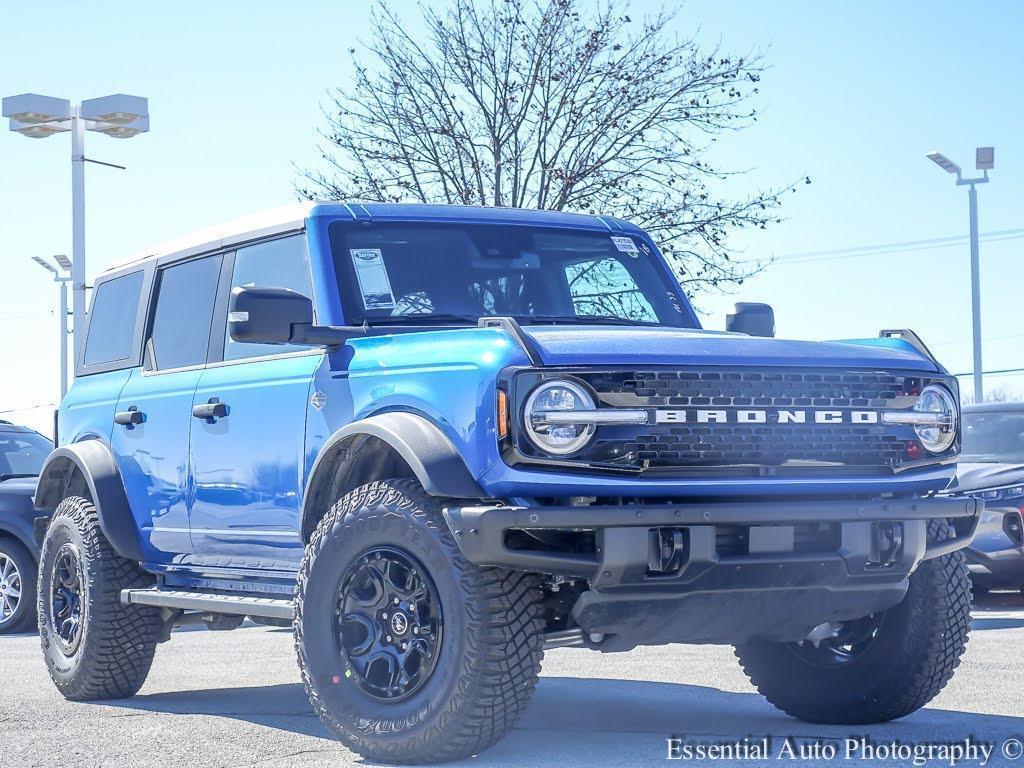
[2,594,1023,768]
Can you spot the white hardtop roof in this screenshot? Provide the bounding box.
[102,201,324,275]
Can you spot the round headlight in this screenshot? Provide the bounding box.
[913,384,958,453]
[523,379,596,455]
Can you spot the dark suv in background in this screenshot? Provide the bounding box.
[953,403,1024,593]
[0,420,52,633]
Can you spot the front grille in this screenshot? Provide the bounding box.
[620,423,906,467]
[597,369,907,408]
[509,367,954,476]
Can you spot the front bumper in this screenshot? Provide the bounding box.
[444,496,981,648]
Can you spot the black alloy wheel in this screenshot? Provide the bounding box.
[50,543,85,654]
[335,546,443,702]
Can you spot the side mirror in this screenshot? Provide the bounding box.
[726,302,775,338]
[228,286,313,344]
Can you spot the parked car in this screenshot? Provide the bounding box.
[33,203,979,763]
[950,402,1024,593]
[0,420,52,633]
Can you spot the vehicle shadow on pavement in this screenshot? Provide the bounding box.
[102,683,330,739]
[100,676,1024,767]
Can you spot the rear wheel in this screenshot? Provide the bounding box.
[295,479,545,764]
[38,496,162,700]
[0,537,36,634]
[735,520,972,723]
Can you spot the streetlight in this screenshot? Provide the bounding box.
[926,146,994,404]
[2,92,149,374]
[30,255,73,398]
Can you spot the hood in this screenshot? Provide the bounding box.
[949,463,1024,495]
[519,326,939,371]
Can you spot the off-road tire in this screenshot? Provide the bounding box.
[735,520,972,724]
[38,496,162,700]
[0,537,36,634]
[295,478,545,764]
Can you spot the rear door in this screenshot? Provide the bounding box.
[110,254,223,564]
[188,235,321,572]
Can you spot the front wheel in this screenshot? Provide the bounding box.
[735,520,972,724]
[295,479,545,764]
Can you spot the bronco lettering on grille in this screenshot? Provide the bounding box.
[654,409,880,425]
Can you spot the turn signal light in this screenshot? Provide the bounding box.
[497,389,509,439]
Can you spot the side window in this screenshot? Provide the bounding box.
[564,257,657,323]
[223,235,314,361]
[148,255,222,371]
[83,271,144,367]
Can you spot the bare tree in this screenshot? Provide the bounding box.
[299,0,804,296]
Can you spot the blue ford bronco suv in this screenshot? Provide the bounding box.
[34,202,979,762]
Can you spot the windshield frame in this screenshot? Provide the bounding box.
[327,219,700,329]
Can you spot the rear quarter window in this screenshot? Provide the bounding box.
[83,271,145,367]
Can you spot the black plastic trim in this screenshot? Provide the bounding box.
[33,441,143,562]
[879,329,947,373]
[479,316,543,366]
[443,496,980,576]
[300,412,485,542]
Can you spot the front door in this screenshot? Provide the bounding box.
[187,234,321,572]
[110,253,223,564]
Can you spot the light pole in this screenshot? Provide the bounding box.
[2,93,149,375]
[926,147,994,404]
[30,255,73,398]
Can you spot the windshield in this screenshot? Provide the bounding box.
[330,222,694,327]
[0,430,51,478]
[961,411,1024,464]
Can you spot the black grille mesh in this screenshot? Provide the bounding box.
[606,370,906,407]
[616,424,906,467]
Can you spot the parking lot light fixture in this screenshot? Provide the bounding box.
[926,151,961,176]
[1,93,71,124]
[3,92,150,376]
[80,94,148,125]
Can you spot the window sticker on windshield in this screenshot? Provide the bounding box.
[610,235,640,255]
[350,249,396,310]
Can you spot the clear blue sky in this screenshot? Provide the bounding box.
[2,1,1021,433]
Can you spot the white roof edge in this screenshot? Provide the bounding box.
[102,201,332,274]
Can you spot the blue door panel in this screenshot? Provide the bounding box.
[59,369,133,445]
[188,353,321,570]
[110,368,202,563]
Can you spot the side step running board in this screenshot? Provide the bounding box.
[121,588,293,620]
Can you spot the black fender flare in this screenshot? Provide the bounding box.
[300,412,485,542]
[33,442,143,562]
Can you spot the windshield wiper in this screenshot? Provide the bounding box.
[368,313,481,326]
[517,314,656,327]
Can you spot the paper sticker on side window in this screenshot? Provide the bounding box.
[350,249,396,310]
[610,235,639,254]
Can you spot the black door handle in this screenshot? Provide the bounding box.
[114,406,145,428]
[192,398,229,422]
